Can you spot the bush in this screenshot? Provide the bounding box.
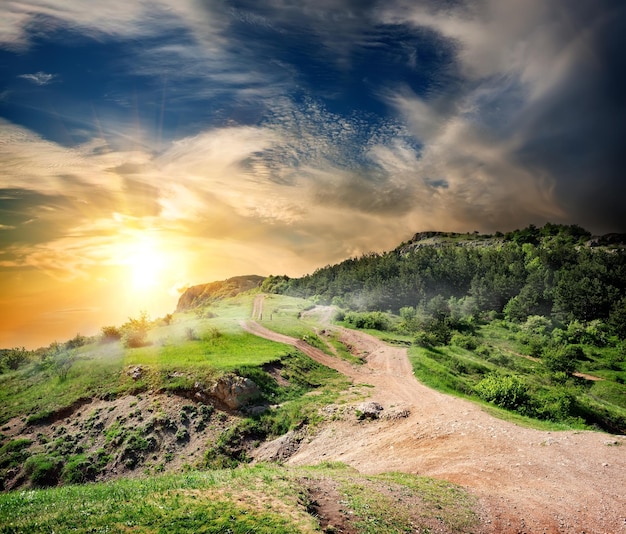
[475,374,530,412]
[61,454,99,484]
[413,331,437,348]
[0,439,32,469]
[333,310,346,322]
[543,346,579,376]
[24,454,62,487]
[0,347,31,371]
[122,311,151,348]
[450,333,478,350]
[65,333,87,350]
[202,327,222,342]
[532,387,578,422]
[101,325,122,342]
[344,311,391,331]
[185,327,197,341]
[521,315,552,336]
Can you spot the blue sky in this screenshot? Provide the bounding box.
[1,0,625,347]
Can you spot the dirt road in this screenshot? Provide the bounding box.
[243,297,626,534]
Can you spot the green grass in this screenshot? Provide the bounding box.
[0,466,318,533]
[0,344,125,426]
[126,333,291,371]
[255,295,318,338]
[0,463,480,534]
[0,294,324,425]
[338,314,625,433]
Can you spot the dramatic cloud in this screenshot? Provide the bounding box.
[0,0,624,346]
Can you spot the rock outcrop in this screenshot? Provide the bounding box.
[176,275,265,311]
[208,374,261,410]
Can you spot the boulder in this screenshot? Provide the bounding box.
[209,374,260,410]
[356,401,384,420]
[127,366,144,381]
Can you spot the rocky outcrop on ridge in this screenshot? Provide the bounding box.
[176,275,265,311]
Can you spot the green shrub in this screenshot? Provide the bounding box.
[475,374,530,412]
[101,325,122,342]
[543,346,579,376]
[24,454,62,487]
[333,310,346,322]
[65,333,88,350]
[532,387,578,422]
[122,311,151,348]
[413,331,437,348]
[0,439,32,469]
[185,327,197,341]
[202,327,222,342]
[344,311,391,331]
[0,347,31,371]
[450,333,478,350]
[62,454,98,484]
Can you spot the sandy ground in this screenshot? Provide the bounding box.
[243,297,626,534]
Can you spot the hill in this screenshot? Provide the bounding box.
[176,275,265,311]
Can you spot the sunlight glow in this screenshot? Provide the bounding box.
[124,238,167,293]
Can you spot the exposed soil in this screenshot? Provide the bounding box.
[1,390,239,490]
[245,297,626,534]
[301,477,360,534]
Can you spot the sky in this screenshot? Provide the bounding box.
[1,0,625,348]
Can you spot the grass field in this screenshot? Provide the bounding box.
[0,463,478,534]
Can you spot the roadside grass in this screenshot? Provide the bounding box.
[255,295,319,338]
[321,330,363,365]
[0,463,479,534]
[0,465,318,534]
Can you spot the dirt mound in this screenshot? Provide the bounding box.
[244,302,626,534]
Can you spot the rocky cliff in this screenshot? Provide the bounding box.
[176,275,265,311]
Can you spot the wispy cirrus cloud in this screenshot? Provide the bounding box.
[18,71,56,86]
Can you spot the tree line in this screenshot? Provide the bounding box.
[262,224,626,339]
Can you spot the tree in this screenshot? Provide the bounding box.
[122,311,151,348]
[101,325,122,342]
[0,347,30,371]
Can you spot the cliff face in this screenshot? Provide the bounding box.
[176,275,265,311]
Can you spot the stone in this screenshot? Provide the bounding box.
[209,374,260,410]
[356,401,384,420]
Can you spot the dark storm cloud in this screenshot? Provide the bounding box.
[513,0,626,232]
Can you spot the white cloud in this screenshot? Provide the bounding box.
[18,71,56,85]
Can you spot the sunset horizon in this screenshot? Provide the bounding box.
[2,0,625,349]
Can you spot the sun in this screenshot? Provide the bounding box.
[125,239,167,292]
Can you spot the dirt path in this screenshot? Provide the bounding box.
[243,299,626,534]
